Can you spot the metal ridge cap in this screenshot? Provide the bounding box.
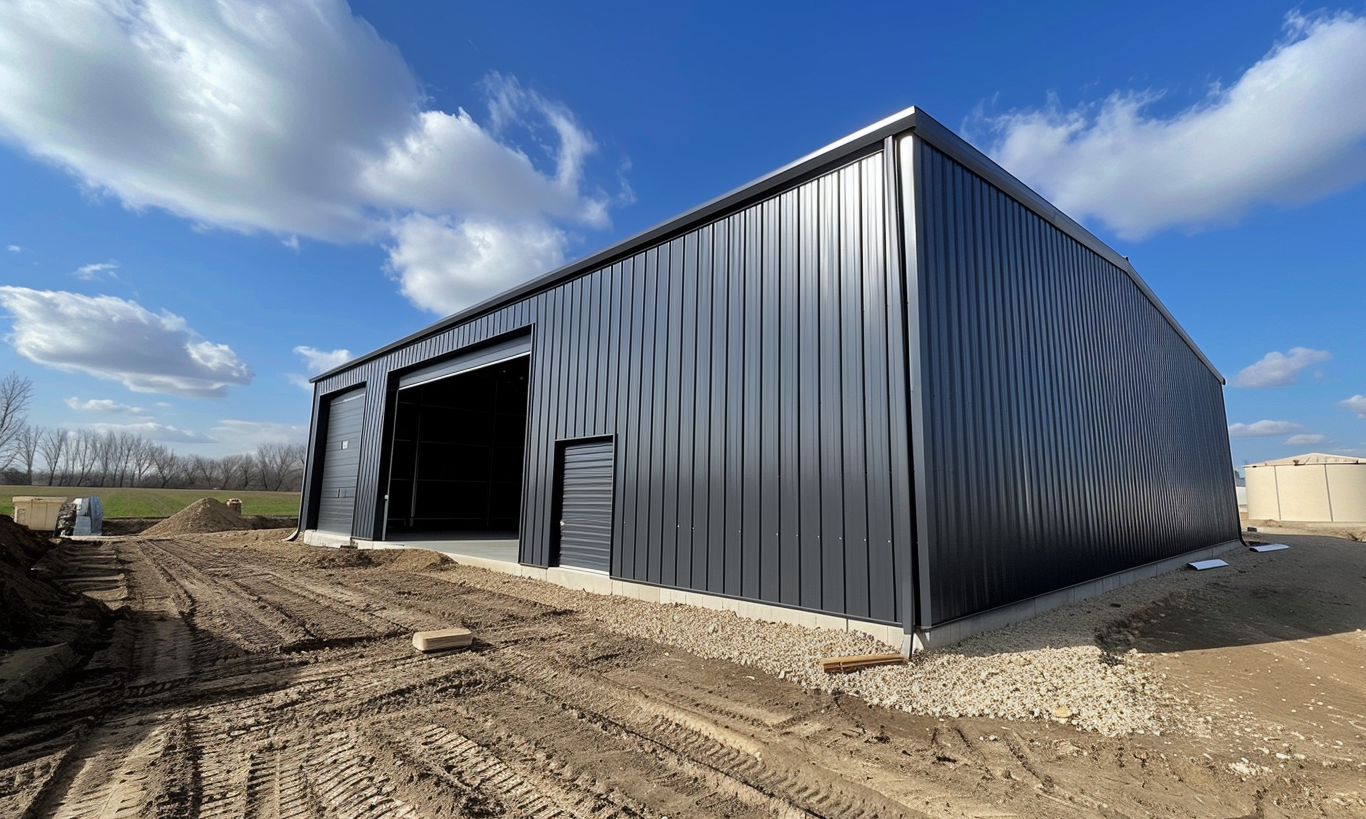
[907,111,1225,384]
[313,106,927,383]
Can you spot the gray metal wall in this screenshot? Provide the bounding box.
[904,137,1241,627]
[300,109,1241,634]
[304,150,915,626]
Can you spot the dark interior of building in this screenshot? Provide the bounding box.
[384,357,529,537]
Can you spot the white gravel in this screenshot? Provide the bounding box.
[437,557,1229,738]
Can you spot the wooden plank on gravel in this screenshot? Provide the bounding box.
[819,652,907,674]
[412,628,473,652]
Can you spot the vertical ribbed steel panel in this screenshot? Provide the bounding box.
[302,151,913,627]
[908,138,1240,626]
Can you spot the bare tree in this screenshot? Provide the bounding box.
[38,427,69,486]
[254,443,295,491]
[188,454,222,489]
[13,424,41,485]
[66,430,98,487]
[220,453,253,490]
[147,445,184,488]
[0,372,33,468]
[129,436,156,486]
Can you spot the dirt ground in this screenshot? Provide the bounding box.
[1,529,1363,818]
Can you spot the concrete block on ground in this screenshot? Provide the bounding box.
[412,628,473,653]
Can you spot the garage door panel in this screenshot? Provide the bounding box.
[558,440,614,573]
[317,389,365,535]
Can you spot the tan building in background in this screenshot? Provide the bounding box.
[1245,453,1366,522]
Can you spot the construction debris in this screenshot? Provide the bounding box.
[1186,559,1228,571]
[819,652,907,674]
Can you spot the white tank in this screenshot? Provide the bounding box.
[1245,453,1366,522]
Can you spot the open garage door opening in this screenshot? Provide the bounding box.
[384,355,530,539]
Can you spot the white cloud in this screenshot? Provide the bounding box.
[1285,433,1327,446]
[384,214,567,315]
[0,286,252,397]
[1228,420,1302,438]
[211,419,307,450]
[0,0,620,313]
[86,421,214,443]
[1232,347,1331,388]
[1342,395,1366,419]
[289,345,352,391]
[293,345,352,374]
[65,397,145,414]
[6,245,19,252]
[978,12,1366,239]
[74,261,119,281]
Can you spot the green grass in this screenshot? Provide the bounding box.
[2,485,300,519]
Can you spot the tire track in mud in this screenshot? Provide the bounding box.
[6,533,1261,819]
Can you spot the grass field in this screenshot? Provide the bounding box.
[1,485,300,520]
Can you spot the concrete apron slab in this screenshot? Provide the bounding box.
[301,529,905,651]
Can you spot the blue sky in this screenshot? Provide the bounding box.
[1,1,1363,468]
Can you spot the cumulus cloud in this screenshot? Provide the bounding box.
[65,397,145,414]
[0,286,252,397]
[288,344,352,391]
[1232,347,1331,388]
[1229,420,1303,438]
[385,214,567,315]
[1342,395,1366,419]
[0,0,620,314]
[978,12,1366,239]
[1285,433,1327,446]
[294,345,352,374]
[86,421,214,443]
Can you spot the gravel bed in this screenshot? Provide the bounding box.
[434,557,1242,738]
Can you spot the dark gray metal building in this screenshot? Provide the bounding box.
[300,107,1240,649]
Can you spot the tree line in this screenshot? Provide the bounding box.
[0,372,306,492]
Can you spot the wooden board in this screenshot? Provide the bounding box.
[818,652,906,674]
[412,628,473,652]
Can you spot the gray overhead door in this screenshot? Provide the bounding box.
[558,440,614,573]
[318,388,365,535]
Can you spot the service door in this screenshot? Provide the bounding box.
[557,439,614,572]
[318,388,365,535]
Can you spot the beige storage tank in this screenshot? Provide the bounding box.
[1245,453,1366,522]
[11,496,68,532]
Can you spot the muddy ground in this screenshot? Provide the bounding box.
[0,530,1363,818]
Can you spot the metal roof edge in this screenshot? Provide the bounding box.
[905,111,1225,384]
[318,104,1223,386]
[314,106,926,382]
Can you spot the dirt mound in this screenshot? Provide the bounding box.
[0,515,108,650]
[141,498,251,537]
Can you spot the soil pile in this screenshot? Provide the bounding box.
[0,515,108,650]
[142,498,251,537]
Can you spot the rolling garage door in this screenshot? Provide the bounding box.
[558,440,614,572]
[318,388,365,535]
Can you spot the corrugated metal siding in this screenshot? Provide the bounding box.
[303,152,914,626]
[557,439,614,572]
[907,138,1240,626]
